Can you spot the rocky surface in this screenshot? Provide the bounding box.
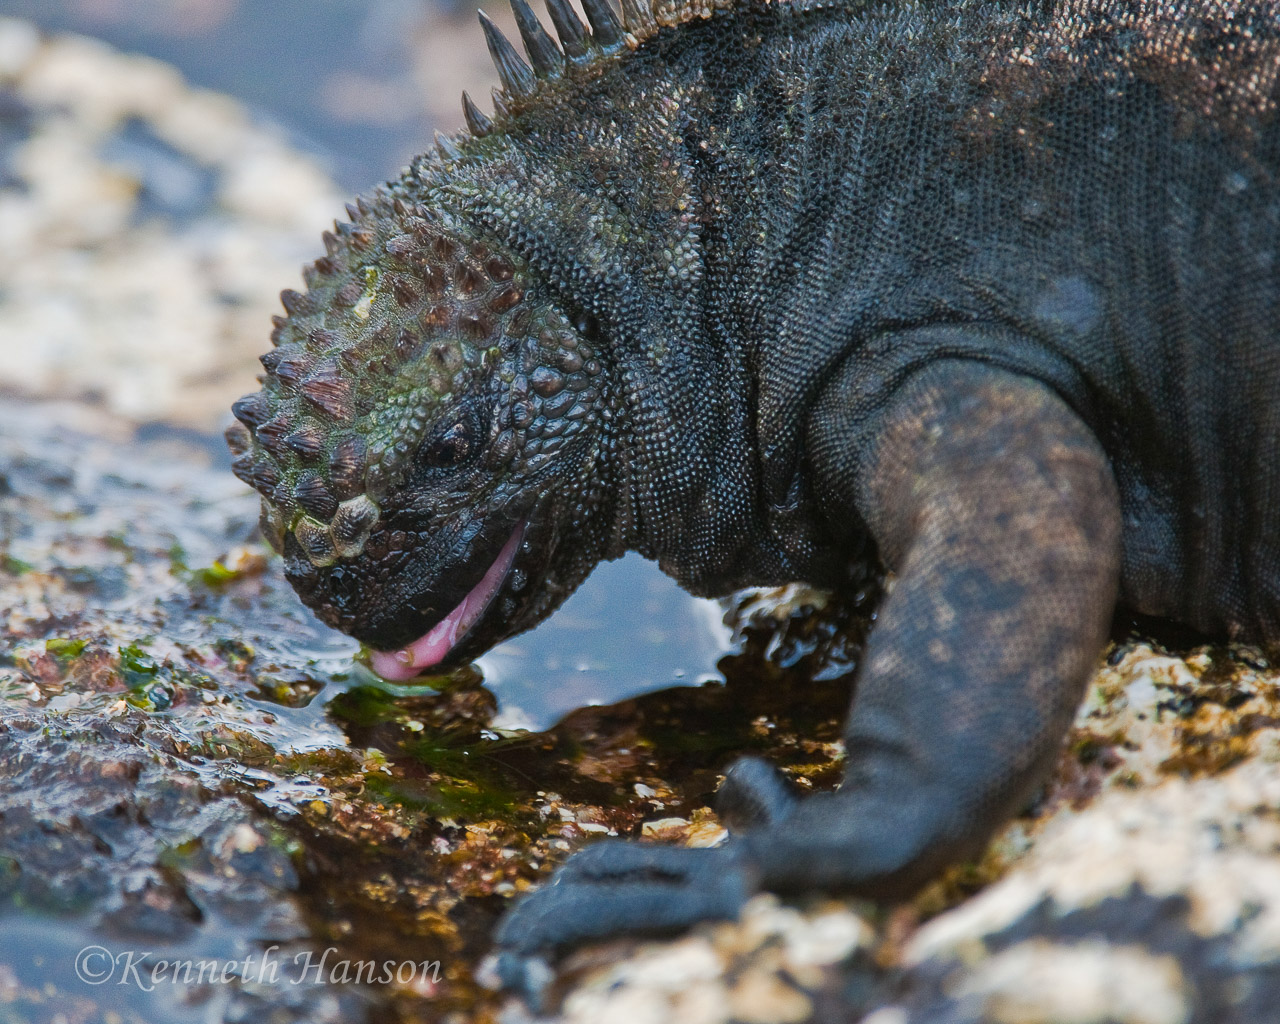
[4,16,1280,1024]
[522,643,1280,1024]
[0,397,858,1022]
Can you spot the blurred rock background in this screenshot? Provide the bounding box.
[0,0,520,427]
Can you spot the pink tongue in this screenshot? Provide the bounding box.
[369,526,523,681]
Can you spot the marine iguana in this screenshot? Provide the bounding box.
[226,0,1280,983]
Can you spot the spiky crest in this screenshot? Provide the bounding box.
[228,190,591,565]
[447,0,737,149]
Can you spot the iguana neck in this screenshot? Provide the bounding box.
[403,53,759,581]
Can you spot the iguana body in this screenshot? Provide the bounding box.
[227,0,1280,984]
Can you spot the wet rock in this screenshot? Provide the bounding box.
[0,398,864,1022]
[515,644,1280,1024]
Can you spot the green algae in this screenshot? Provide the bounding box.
[44,637,87,660]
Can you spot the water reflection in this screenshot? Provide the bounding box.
[480,553,734,731]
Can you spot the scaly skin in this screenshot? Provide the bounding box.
[228,0,1280,994]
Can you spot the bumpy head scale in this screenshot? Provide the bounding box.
[227,190,578,567]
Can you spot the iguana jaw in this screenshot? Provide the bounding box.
[368,523,526,680]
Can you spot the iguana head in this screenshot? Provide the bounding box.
[227,193,608,679]
[227,0,731,678]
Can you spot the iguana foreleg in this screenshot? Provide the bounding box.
[494,352,1121,983]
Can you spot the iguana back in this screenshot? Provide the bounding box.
[545,0,1280,638]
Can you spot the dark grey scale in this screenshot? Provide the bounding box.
[268,314,289,345]
[390,274,422,308]
[511,401,535,429]
[555,349,583,372]
[619,0,656,35]
[510,0,563,76]
[295,472,339,520]
[486,255,515,281]
[300,361,354,421]
[271,350,312,386]
[430,235,456,262]
[391,326,422,364]
[259,347,287,373]
[479,11,537,97]
[255,414,294,459]
[332,498,379,546]
[307,327,341,351]
[541,390,576,418]
[455,262,485,294]
[430,341,464,373]
[491,87,512,120]
[463,92,494,137]
[543,0,589,59]
[279,288,311,316]
[229,453,255,485]
[422,264,448,296]
[294,519,335,564]
[338,346,367,373]
[491,286,523,313]
[224,422,251,455]
[386,234,418,259]
[231,392,270,429]
[507,306,533,336]
[530,366,565,396]
[332,280,364,307]
[328,436,367,500]
[490,430,519,462]
[461,312,495,342]
[250,459,279,495]
[579,0,623,47]
[435,131,463,161]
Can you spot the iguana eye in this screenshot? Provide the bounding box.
[422,421,474,468]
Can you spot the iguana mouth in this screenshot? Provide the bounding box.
[368,524,525,680]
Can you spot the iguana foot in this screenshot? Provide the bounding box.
[492,839,756,995]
